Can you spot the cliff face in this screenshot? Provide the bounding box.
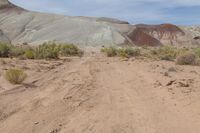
[0,0,199,47]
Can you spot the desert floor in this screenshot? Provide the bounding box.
[0,53,200,133]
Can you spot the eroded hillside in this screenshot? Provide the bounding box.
[0,0,200,47]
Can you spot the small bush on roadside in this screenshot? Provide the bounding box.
[148,46,188,61]
[124,47,140,57]
[0,42,11,57]
[0,41,85,59]
[157,46,178,61]
[10,47,25,57]
[101,47,118,57]
[176,52,199,65]
[59,44,84,57]
[193,48,200,58]
[117,49,127,58]
[34,42,60,59]
[101,47,140,58]
[117,47,140,58]
[25,50,34,59]
[5,69,27,84]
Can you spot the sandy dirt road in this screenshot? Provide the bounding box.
[0,54,200,133]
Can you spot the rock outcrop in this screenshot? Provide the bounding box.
[0,0,200,47]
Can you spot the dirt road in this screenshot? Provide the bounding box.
[0,55,200,133]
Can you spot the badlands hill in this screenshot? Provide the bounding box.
[0,0,200,47]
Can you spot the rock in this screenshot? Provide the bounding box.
[178,82,189,87]
[154,80,162,87]
[34,122,39,125]
[164,72,169,77]
[168,67,177,72]
[166,80,176,86]
[194,36,200,40]
[190,70,198,74]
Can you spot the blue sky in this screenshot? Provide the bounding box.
[10,0,200,25]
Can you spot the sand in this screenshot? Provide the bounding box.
[0,54,200,133]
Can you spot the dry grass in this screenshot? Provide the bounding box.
[101,47,140,58]
[5,69,27,84]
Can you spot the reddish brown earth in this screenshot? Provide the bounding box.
[129,24,186,46]
[136,24,185,36]
[128,28,162,46]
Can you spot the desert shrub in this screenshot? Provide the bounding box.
[176,52,198,65]
[0,42,11,57]
[5,69,27,84]
[148,46,188,61]
[157,46,178,61]
[25,50,34,59]
[117,47,140,58]
[10,46,25,57]
[60,44,83,57]
[193,48,200,57]
[101,47,140,58]
[34,42,60,59]
[124,47,140,57]
[101,47,117,57]
[117,49,127,58]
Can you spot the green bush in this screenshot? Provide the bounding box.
[117,49,128,58]
[193,48,200,57]
[25,50,34,59]
[176,52,198,65]
[101,47,117,57]
[0,42,84,59]
[124,47,140,57]
[10,47,25,57]
[60,44,83,57]
[5,69,27,84]
[0,42,11,57]
[117,47,140,58]
[157,46,178,61]
[34,42,60,59]
[101,47,140,58]
[148,46,188,61]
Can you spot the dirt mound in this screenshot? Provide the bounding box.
[128,28,162,46]
[136,24,185,35]
[159,24,185,34]
[127,24,187,46]
[135,24,185,40]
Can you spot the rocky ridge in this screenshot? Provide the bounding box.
[0,0,200,47]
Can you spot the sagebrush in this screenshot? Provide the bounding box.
[176,52,199,65]
[5,69,27,84]
[101,47,140,58]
